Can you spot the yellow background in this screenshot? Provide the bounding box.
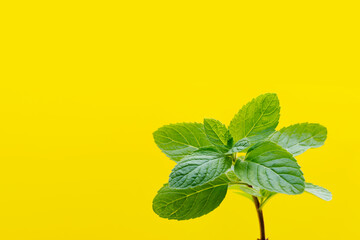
[0,1,359,239]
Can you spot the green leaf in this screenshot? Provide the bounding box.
[153,123,212,162]
[229,93,280,142]
[152,175,229,220]
[268,123,327,156]
[204,118,233,151]
[234,141,305,195]
[305,183,332,201]
[226,138,250,154]
[169,148,232,189]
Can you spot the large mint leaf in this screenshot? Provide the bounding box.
[229,93,280,142]
[169,148,232,189]
[153,123,212,162]
[204,118,233,151]
[305,182,332,201]
[153,175,229,220]
[268,123,327,156]
[226,138,250,154]
[234,141,305,195]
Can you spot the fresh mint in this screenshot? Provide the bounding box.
[226,138,250,154]
[152,93,331,240]
[153,122,212,161]
[229,93,280,142]
[234,141,305,195]
[204,118,233,151]
[268,123,327,156]
[153,174,229,220]
[169,147,232,189]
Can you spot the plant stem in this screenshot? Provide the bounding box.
[232,153,237,162]
[252,196,267,240]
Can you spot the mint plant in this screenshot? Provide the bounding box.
[152,93,331,240]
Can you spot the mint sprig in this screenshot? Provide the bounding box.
[152,93,331,240]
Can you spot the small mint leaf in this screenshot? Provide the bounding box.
[226,138,250,154]
[226,168,240,182]
[204,118,232,151]
[229,93,280,142]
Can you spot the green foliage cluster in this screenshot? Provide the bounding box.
[152,93,331,221]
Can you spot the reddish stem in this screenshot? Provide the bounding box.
[252,196,267,240]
